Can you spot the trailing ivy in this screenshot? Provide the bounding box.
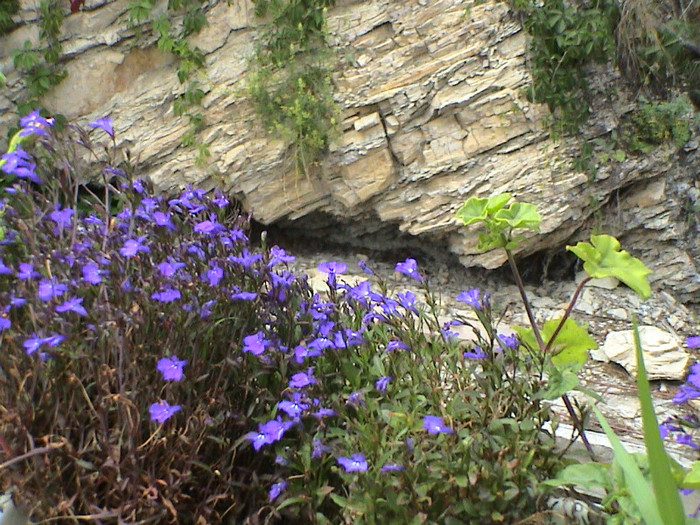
[128,0,210,163]
[0,0,19,35]
[249,0,338,175]
[10,0,66,118]
[509,0,619,136]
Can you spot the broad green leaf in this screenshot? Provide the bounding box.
[681,462,700,490]
[494,201,541,231]
[455,196,489,226]
[542,462,611,490]
[514,318,596,370]
[633,317,687,525]
[455,193,511,226]
[593,405,665,525]
[566,234,652,299]
[485,192,512,214]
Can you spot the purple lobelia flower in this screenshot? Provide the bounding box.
[268,481,287,502]
[0,318,11,331]
[19,110,54,137]
[395,258,423,282]
[318,261,348,275]
[82,263,103,285]
[289,368,316,388]
[55,297,88,316]
[243,331,268,356]
[120,236,150,257]
[37,279,67,301]
[204,266,224,287]
[423,415,453,435]
[50,206,74,230]
[247,419,291,451]
[312,438,331,458]
[687,336,700,349]
[456,288,482,310]
[158,260,186,278]
[375,376,392,392]
[151,288,181,302]
[337,454,368,472]
[463,346,487,360]
[277,393,309,418]
[149,401,181,423]
[157,355,187,381]
[380,463,405,473]
[88,117,114,138]
[153,211,176,230]
[17,262,38,280]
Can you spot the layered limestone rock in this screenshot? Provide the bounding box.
[1,0,698,301]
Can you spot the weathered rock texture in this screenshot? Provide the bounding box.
[1,0,698,300]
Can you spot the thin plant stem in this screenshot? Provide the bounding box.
[505,249,596,459]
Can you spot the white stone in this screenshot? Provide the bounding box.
[600,326,689,380]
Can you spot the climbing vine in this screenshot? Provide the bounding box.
[248,0,338,175]
[128,0,210,163]
[10,0,66,119]
[509,0,619,136]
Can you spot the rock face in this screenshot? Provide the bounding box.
[1,0,698,301]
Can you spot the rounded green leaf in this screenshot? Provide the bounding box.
[566,234,652,299]
[494,202,541,231]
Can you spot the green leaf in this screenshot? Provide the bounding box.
[536,366,579,400]
[514,318,596,370]
[593,405,665,525]
[485,193,512,214]
[566,234,652,299]
[542,462,611,490]
[455,196,489,226]
[494,201,541,231]
[633,317,687,525]
[681,462,700,490]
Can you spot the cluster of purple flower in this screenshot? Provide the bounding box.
[240,257,471,502]
[660,336,700,452]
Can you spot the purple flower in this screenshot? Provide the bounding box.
[395,258,423,282]
[312,406,335,419]
[194,219,223,235]
[243,331,268,356]
[463,346,487,359]
[153,211,176,230]
[673,384,700,404]
[205,266,224,287]
[230,291,257,301]
[277,393,309,418]
[247,419,291,450]
[0,257,13,275]
[19,110,53,137]
[498,333,519,349]
[157,355,187,381]
[212,189,229,208]
[423,415,453,435]
[17,263,38,280]
[687,336,700,349]
[334,329,364,348]
[318,261,347,275]
[337,454,368,473]
[37,279,68,301]
[346,390,364,407]
[676,433,700,450]
[120,237,149,257]
[268,481,287,502]
[149,401,181,423]
[55,297,88,316]
[386,339,409,352]
[289,369,316,388]
[50,206,74,230]
[456,288,482,310]
[158,261,185,277]
[0,317,11,331]
[228,249,262,268]
[375,376,392,392]
[82,263,102,284]
[151,288,181,302]
[1,149,42,184]
[397,290,418,313]
[380,463,405,473]
[88,117,114,138]
[23,333,65,355]
[268,246,295,267]
[358,259,373,274]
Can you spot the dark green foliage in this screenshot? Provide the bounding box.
[0,0,19,35]
[511,0,619,134]
[623,96,695,154]
[250,0,338,174]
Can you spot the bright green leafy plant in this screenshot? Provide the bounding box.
[455,192,654,456]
